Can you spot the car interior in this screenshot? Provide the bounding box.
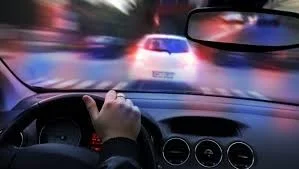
[1,1,299,169]
[2,56,299,169]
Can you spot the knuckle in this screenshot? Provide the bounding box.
[125,105,133,112]
[117,101,126,108]
[86,103,95,110]
[86,105,93,111]
[86,100,94,106]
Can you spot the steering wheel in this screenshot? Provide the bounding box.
[0,94,156,169]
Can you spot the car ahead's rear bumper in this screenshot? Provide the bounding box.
[129,64,197,84]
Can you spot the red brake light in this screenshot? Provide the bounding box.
[184,53,196,65]
[136,49,146,61]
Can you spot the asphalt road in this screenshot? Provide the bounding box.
[2,50,299,104]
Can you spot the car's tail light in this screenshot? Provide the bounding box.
[136,50,145,61]
[182,53,197,68]
[133,49,147,66]
[185,54,196,64]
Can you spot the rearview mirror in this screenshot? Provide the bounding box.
[185,8,299,52]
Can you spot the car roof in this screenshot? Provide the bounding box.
[145,34,187,40]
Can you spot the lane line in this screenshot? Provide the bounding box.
[35,78,64,87]
[95,81,113,89]
[248,91,269,100]
[53,79,81,88]
[73,80,97,89]
[200,87,213,95]
[113,82,129,90]
[231,89,248,98]
[215,88,231,96]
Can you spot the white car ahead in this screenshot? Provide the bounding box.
[221,12,258,25]
[129,34,198,84]
[221,12,246,24]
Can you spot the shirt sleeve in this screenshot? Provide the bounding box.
[100,137,139,162]
[98,137,141,169]
[98,156,141,169]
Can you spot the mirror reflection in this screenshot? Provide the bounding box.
[188,11,299,46]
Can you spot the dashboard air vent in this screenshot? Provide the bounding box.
[162,138,190,165]
[195,139,222,168]
[227,142,254,169]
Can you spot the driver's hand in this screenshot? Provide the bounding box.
[83,90,141,143]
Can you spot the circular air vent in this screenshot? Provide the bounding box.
[195,139,222,168]
[162,138,190,165]
[227,142,254,169]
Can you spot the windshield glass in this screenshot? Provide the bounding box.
[1,0,299,104]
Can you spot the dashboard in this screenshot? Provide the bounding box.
[1,92,299,169]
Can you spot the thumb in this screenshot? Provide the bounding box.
[83,95,99,119]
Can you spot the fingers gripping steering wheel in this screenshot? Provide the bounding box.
[0,94,156,169]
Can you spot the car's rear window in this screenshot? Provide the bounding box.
[144,38,189,53]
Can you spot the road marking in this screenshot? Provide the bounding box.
[231,89,248,98]
[54,79,81,88]
[215,88,231,96]
[248,91,269,100]
[23,41,64,47]
[200,87,213,95]
[113,82,129,90]
[35,78,63,87]
[73,80,97,89]
[95,81,113,89]
[27,77,47,85]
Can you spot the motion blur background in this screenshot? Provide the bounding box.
[1,0,291,54]
[1,0,299,110]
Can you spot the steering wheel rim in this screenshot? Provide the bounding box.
[0,94,156,169]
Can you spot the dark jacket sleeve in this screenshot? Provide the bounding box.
[98,138,141,169]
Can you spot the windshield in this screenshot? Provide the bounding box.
[1,0,299,104]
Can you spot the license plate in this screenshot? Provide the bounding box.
[152,71,175,79]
